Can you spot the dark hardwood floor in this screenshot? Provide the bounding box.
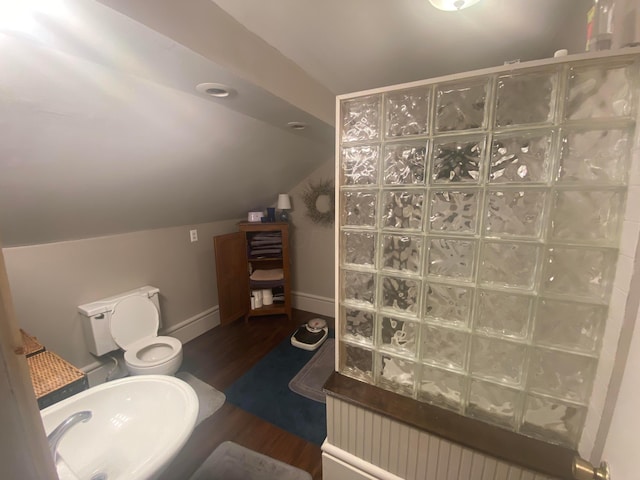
[157,309,333,480]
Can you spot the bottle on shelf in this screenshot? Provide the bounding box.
[586,0,615,51]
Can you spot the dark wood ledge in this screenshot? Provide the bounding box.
[324,372,578,480]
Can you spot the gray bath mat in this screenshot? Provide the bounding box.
[176,372,225,426]
[288,338,334,403]
[189,441,311,480]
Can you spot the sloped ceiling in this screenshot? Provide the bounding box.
[0,0,589,247]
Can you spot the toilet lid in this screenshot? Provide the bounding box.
[110,295,159,350]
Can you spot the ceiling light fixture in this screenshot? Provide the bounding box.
[429,0,482,11]
[195,82,235,98]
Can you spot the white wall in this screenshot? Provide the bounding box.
[2,219,239,369]
[288,158,336,313]
[601,266,640,478]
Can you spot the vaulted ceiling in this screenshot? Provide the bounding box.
[0,0,590,246]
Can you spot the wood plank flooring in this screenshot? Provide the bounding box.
[157,310,333,480]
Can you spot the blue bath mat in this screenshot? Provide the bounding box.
[224,333,330,445]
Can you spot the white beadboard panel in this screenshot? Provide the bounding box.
[426,434,439,479]
[406,427,420,479]
[381,416,392,471]
[397,422,410,478]
[363,409,374,464]
[349,402,358,454]
[326,397,561,480]
[458,448,473,479]
[326,391,335,443]
[470,451,486,479]
[483,458,498,480]
[415,430,429,478]
[437,438,450,480]
[447,443,462,480]
[495,462,510,480]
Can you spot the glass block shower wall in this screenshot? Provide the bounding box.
[337,56,639,448]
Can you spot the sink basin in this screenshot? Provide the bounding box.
[41,375,199,480]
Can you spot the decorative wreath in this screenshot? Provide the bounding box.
[301,179,335,226]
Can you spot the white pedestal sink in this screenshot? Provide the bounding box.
[40,375,199,480]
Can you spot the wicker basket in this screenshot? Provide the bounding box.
[27,351,88,409]
[20,329,45,357]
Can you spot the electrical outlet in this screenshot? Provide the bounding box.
[190,229,198,242]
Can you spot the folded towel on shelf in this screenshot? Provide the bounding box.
[250,279,284,289]
[250,247,282,256]
[250,268,284,281]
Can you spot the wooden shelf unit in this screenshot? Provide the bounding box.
[214,222,291,324]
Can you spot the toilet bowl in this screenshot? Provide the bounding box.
[124,336,183,376]
[110,294,182,376]
[78,286,183,377]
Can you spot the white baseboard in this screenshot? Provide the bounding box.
[162,306,220,343]
[83,306,220,387]
[292,291,335,317]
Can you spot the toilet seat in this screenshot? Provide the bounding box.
[111,296,181,370]
[124,336,182,369]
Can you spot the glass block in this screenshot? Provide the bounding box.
[565,63,635,120]
[542,247,615,300]
[557,127,631,184]
[342,270,375,306]
[419,365,467,412]
[467,379,519,428]
[534,298,606,354]
[342,230,376,267]
[379,316,418,357]
[427,238,476,281]
[420,324,468,371]
[424,283,473,328]
[342,307,375,345]
[341,95,381,143]
[521,394,587,448]
[496,70,558,127]
[469,337,526,386]
[342,191,377,227]
[381,275,421,316]
[377,353,416,395]
[385,87,431,137]
[528,348,597,403]
[341,145,379,185]
[340,342,373,382]
[550,190,624,244]
[382,234,422,274]
[485,189,547,239]
[479,242,539,290]
[436,79,489,132]
[475,290,532,340]
[381,190,424,230]
[429,189,480,235]
[383,142,427,185]
[431,135,486,184]
[489,131,554,184]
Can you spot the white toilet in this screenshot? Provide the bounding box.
[78,286,183,376]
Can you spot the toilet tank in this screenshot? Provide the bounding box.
[78,286,161,356]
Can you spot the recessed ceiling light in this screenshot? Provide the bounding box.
[429,0,482,11]
[196,82,236,98]
[287,121,307,130]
